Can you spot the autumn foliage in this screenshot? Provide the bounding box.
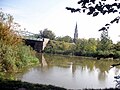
[0,10,38,73]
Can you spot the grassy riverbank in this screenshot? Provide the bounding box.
[0,79,119,90]
[0,79,66,90]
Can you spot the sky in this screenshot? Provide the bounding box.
[0,0,120,43]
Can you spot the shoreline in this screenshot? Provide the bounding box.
[0,79,119,90]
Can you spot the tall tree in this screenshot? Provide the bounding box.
[56,35,73,43]
[87,38,97,53]
[75,38,97,56]
[40,28,55,40]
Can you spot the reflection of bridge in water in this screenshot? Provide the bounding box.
[14,30,49,52]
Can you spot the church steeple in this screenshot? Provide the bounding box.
[73,22,78,43]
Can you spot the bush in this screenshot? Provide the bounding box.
[17,45,39,67]
[0,43,17,72]
[0,10,39,73]
[113,51,120,59]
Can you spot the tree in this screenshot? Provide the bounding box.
[97,38,113,51]
[39,28,55,40]
[87,38,97,53]
[66,0,120,39]
[0,10,39,73]
[44,40,74,55]
[113,41,120,51]
[74,38,97,56]
[56,35,73,43]
[0,10,22,46]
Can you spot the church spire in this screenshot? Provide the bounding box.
[73,22,78,43]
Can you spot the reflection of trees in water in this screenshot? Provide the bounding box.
[74,59,95,73]
[35,53,50,72]
[35,64,49,73]
[98,71,107,82]
[84,60,95,73]
[42,54,120,82]
[94,60,118,82]
[36,53,48,66]
[69,62,77,77]
[15,53,120,88]
[72,63,76,76]
[95,60,111,73]
[45,54,119,70]
[16,66,40,80]
[41,54,48,67]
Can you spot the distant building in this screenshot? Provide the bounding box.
[73,22,78,43]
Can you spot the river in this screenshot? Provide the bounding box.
[15,54,120,89]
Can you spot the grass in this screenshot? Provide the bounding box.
[0,79,66,90]
[0,79,120,90]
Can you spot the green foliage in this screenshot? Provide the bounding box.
[45,35,120,59]
[111,51,120,59]
[40,28,55,40]
[0,10,39,73]
[97,38,113,51]
[56,35,73,43]
[0,43,17,72]
[113,42,120,51]
[74,38,97,56]
[16,44,39,67]
[44,40,75,55]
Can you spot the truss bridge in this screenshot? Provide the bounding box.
[14,30,49,52]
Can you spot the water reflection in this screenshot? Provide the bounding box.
[41,54,48,67]
[98,71,107,82]
[71,62,76,77]
[16,54,120,89]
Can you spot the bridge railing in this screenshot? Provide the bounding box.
[24,36,43,41]
[14,30,43,41]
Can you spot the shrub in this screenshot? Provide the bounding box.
[0,10,39,73]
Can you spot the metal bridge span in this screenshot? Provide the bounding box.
[15,30,49,52]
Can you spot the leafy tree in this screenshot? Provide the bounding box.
[76,39,88,51]
[112,42,120,58]
[75,38,97,56]
[96,38,113,52]
[0,11,22,46]
[56,35,73,43]
[0,10,39,73]
[55,36,62,41]
[87,38,97,53]
[40,28,55,40]
[44,40,75,55]
[113,41,120,51]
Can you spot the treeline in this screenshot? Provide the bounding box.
[45,38,120,59]
[41,29,120,59]
[0,10,39,74]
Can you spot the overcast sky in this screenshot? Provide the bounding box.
[0,0,120,43]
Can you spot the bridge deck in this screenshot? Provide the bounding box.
[14,30,49,52]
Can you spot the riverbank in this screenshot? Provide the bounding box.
[0,79,119,90]
[0,79,66,90]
